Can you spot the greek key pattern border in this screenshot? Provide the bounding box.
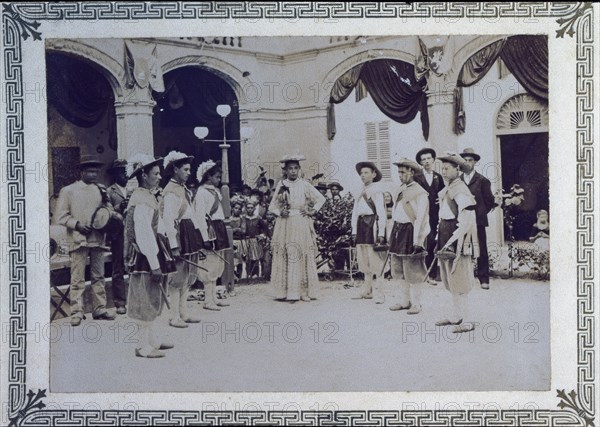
[2,2,595,426]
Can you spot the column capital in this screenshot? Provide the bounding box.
[114,87,156,116]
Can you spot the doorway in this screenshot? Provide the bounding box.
[499,132,549,241]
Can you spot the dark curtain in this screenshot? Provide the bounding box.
[454,38,506,134]
[327,64,364,140]
[500,35,548,102]
[46,52,114,128]
[154,67,241,187]
[359,59,429,141]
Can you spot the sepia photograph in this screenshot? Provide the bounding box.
[46,34,550,392]
[1,3,597,427]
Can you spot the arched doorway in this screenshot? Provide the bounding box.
[496,93,549,241]
[152,67,241,189]
[46,51,118,215]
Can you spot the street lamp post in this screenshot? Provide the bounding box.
[193,104,253,218]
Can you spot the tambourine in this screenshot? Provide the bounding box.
[91,206,123,234]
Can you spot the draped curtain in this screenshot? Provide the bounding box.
[500,35,548,101]
[454,38,507,134]
[454,35,548,134]
[327,64,364,140]
[360,59,429,141]
[46,53,114,128]
[327,59,429,141]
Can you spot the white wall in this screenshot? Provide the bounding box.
[332,62,526,248]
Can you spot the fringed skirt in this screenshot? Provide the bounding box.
[240,238,264,261]
[127,273,166,322]
[270,215,319,300]
[179,218,203,256]
[437,219,475,295]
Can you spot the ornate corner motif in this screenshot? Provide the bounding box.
[2,3,42,41]
[8,389,46,427]
[556,2,593,38]
[557,389,595,426]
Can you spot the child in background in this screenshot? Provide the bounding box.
[241,201,265,279]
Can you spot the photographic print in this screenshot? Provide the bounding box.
[1,2,597,426]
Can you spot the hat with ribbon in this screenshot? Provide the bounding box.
[327,181,344,191]
[437,152,468,168]
[415,147,437,163]
[355,161,382,182]
[459,147,481,161]
[127,153,163,179]
[393,157,422,172]
[107,158,128,173]
[79,154,104,168]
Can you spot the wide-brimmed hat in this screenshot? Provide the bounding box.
[355,161,382,182]
[415,148,437,163]
[315,182,328,191]
[79,154,104,168]
[393,158,422,172]
[327,182,344,191]
[459,147,481,161]
[280,153,306,165]
[163,151,194,169]
[437,152,468,168]
[196,159,220,181]
[127,153,163,179]
[107,159,128,173]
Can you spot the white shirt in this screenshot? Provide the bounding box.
[194,184,225,241]
[463,171,475,186]
[423,170,434,186]
[351,182,387,238]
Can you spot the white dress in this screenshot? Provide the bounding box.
[268,178,325,300]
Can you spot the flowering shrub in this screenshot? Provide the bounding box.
[313,194,354,265]
[498,184,549,280]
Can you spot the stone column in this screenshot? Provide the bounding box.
[114,88,156,159]
[426,87,458,155]
[416,35,460,155]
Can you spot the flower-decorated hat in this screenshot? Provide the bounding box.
[197,159,220,181]
[163,151,194,169]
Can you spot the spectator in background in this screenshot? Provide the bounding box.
[241,201,265,279]
[106,159,130,315]
[460,148,498,290]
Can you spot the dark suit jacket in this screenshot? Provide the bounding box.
[461,171,496,227]
[414,171,445,226]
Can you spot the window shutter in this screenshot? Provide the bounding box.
[365,121,391,179]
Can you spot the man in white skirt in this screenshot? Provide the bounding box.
[387,158,430,315]
[435,153,479,334]
[124,154,177,358]
[194,160,231,311]
[351,162,388,304]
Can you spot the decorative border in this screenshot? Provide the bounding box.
[1,2,595,426]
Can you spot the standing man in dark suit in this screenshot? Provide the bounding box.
[106,159,131,314]
[414,148,445,284]
[460,148,498,289]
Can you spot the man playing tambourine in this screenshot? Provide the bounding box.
[55,155,118,326]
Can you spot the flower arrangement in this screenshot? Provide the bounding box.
[277,184,290,215]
